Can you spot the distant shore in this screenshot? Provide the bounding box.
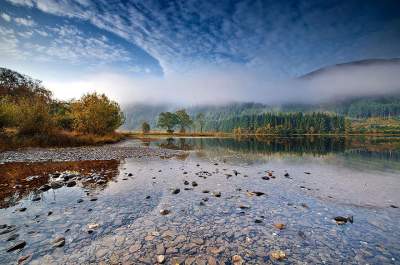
[126,130,400,138]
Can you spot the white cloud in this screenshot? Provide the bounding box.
[14,17,36,27]
[1,13,11,22]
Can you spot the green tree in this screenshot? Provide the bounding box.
[175,109,193,133]
[142,121,150,134]
[157,112,179,133]
[196,113,205,133]
[71,93,125,135]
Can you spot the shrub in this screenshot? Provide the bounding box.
[0,98,17,131]
[71,93,124,135]
[16,98,55,136]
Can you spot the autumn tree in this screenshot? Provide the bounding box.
[71,93,124,135]
[142,121,150,134]
[157,112,179,133]
[16,97,55,135]
[175,109,192,133]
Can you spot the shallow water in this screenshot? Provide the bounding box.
[0,136,399,264]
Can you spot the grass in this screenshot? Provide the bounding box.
[0,129,128,151]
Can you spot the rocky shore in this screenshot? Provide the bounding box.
[0,144,183,163]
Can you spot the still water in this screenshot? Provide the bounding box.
[0,136,399,264]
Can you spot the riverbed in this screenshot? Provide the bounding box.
[0,136,399,264]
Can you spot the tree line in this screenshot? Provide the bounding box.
[0,67,124,137]
[142,109,346,135]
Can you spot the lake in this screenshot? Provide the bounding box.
[0,136,399,264]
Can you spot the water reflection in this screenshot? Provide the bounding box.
[141,136,400,160]
[0,160,120,209]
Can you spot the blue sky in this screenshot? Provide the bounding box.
[1,0,400,103]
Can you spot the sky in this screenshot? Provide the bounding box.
[1,0,400,105]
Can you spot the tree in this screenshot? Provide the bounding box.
[142,121,150,134]
[71,93,124,135]
[16,97,55,135]
[175,109,192,133]
[157,112,179,133]
[196,113,205,133]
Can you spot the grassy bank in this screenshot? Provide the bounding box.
[0,130,128,151]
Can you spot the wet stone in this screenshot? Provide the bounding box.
[52,236,65,247]
[7,240,26,252]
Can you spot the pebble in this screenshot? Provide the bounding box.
[52,236,65,247]
[160,209,170,215]
[156,255,165,263]
[270,250,286,260]
[232,255,244,265]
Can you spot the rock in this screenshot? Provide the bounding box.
[52,236,65,247]
[390,204,399,208]
[254,219,263,224]
[247,191,265,196]
[39,184,51,191]
[298,231,307,239]
[191,181,198,187]
[128,173,133,176]
[7,234,19,241]
[90,198,98,201]
[171,188,180,195]
[199,201,205,206]
[6,241,26,252]
[50,181,63,189]
[233,170,239,176]
[270,250,286,260]
[77,199,84,203]
[284,172,290,177]
[183,180,189,185]
[202,190,210,193]
[334,216,353,225]
[88,223,100,229]
[0,226,16,235]
[17,254,31,264]
[239,205,250,209]
[156,255,165,264]
[18,207,27,212]
[26,175,40,181]
[232,255,243,265]
[160,209,170,215]
[31,196,41,201]
[274,223,286,230]
[304,172,311,174]
[212,192,221,197]
[262,176,270,180]
[301,203,309,208]
[146,195,151,199]
[48,211,52,216]
[0,224,7,229]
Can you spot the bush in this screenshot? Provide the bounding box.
[16,98,55,136]
[0,98,17,131]
[71,93,124,135]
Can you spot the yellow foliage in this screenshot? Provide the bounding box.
[71,93,124,135]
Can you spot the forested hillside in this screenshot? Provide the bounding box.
[122,96,400,131]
